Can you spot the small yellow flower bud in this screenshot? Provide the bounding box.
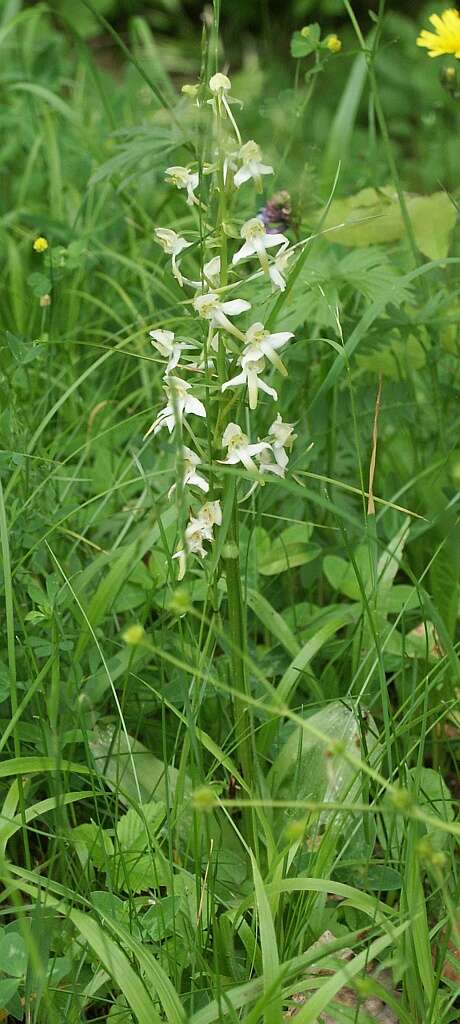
[300,25,311,38]
[122,624,145,646]
[389,785,412,812]
[326,34,342,53]
[284,819,307,843]
[167,587,191,616]
[181,83,199,98]
[441,66,458,96]
[192,786,217,812]
[33,236,48,253]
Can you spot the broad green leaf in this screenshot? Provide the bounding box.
[90,728,192,809]
[323,554,362,600]
[276,612,354,705]
[258,524,318,576]
[247,589,300,657]
[113,850,173,894]
[322,187,457,259]
[269,702,372,813]
[356,331,426,378]
[290,24,320,57]
[409,192,458,260]
[0,756,90,780]
[142,896,177,941]
[0,932,28,977]
[72,823,114,870]
[376,517,410,599]
[116,802,166,853]
[0,977,20,1007]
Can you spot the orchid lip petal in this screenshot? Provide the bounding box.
[221,299,251,315]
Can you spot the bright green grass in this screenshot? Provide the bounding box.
[1,1,460,1022]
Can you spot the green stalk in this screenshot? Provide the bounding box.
[212,78,255,842]
[0,477,31,869]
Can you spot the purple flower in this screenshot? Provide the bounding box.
[258,190,292,234]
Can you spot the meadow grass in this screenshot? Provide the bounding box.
[1,1,460,1021]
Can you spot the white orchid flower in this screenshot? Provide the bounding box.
[209,72,231,95]
[222,352,277,410]
[203,256,221,288]
[144,376,206,438]
[169,446,209,498]
[256,448,286,478]
[154,228,193,286]
[173,519,207,580]
[148,329,196,373]
[199,499,223,529]
[234,140,273,190]
[242,322,293,376]
[220,423,271,471]
[208,73,242,143]
[268,246,293,293]
[173,499,221,579]
[165,166,200,206]
[232,218,288,276]
[268,413,297,469]
[193,292,250,339]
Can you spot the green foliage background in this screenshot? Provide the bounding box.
[1,0,460,1021]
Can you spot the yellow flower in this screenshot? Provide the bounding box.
[33,236,48,253]
[416,8,460,58]
[326,34,342,53]
[122,624,145,645]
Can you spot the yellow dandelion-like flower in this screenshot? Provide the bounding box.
[326,34,342,53]
[33,236,48,253]
[416,8,460,58]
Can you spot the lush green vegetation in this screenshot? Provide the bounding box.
[1,1,460,1021]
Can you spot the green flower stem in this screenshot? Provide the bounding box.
[214,102,255,843]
